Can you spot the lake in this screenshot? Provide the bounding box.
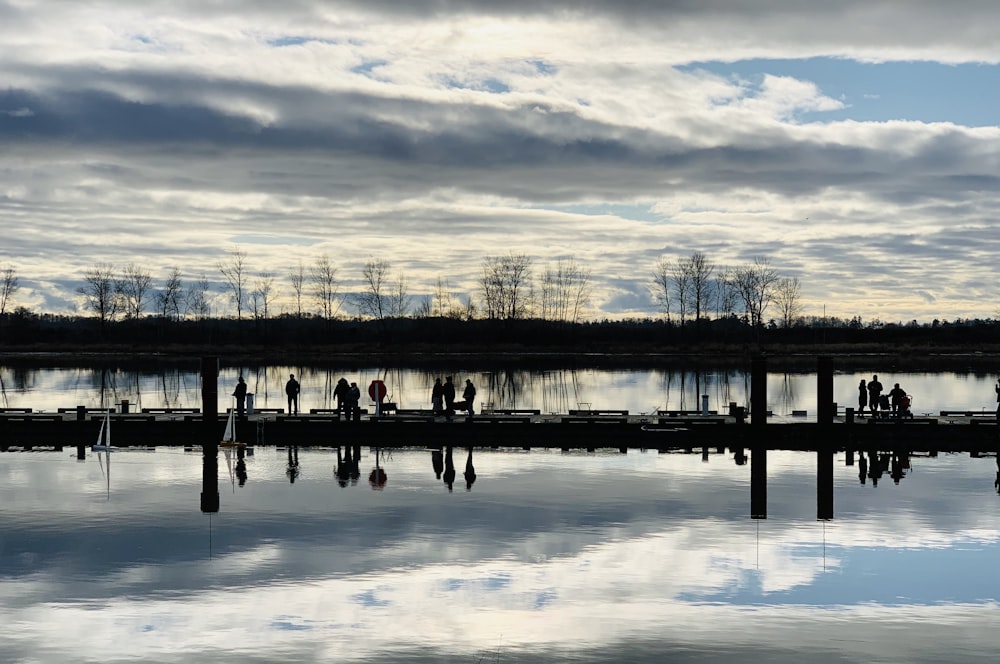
[2,364,999,417]
[2,444,1000,663]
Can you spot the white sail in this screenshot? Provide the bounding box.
[222,408,235,443]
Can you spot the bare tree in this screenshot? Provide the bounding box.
[251,272,276,320]
[185,274,211,319]
[310,253,341,319]
[432,277,456,318]
[119,263,153,319]
[217,247,248,319]
[714,269,738,319]
[414,295,433,317]
[774,276,803,328]
[0,265,19,315]
[156,267,184,319]
[731,257,780,328]
[288,260,306,317]
[651,257,672,323]
[684,252,714,324]
[77,263,123,328]
[357,258,389,320]
[480,253,532,320]
[670,260,690,326]
[389,271,411,318]
[540,258,591,322]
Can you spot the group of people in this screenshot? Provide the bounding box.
[431,375,476,420]
[233,373,479,421]
[857,374,911,418]
[231,373,362,419]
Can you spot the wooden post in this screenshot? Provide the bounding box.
[817,449,834,520]
[76,405,87,460]
[817,356,834,425]
[201,356,219,437]
[200,356,220,513]
[751,356,767,427]
[200,443,219,513]
[751,447,767,519]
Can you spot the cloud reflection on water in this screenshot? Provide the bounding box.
[2,449,1000,662]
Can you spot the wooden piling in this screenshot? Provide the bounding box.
[751,356,767,426]
[751,447,767,519]
[817,449,834,520]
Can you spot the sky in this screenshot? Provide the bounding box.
[2,1,1000,323]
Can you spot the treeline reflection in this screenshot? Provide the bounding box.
[1,364,753,413]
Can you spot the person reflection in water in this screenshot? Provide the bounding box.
[336,446,361,487]
[994,456,1000,494]
[464,447,477,491]
[431,447,444,479]
[443,446,456,492]
[236,446,248,487]
[858,451,868,485]
[336,446,351,488]
[286,445,300,483]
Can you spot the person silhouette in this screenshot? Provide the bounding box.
[888,383,906,418]
[867,375,884,418]
[443,377,456,421]
[857,379,867,418]
[232,376,248,416]
[462,379,477,419]
[431,378,444,417]
[334,378,351,420]
[285,373,301,415]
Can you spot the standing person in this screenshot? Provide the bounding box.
[285,373,301,415]
[867,374,884,417]
[442,376,456,420]
[334,378,350,420]
[232,376,248,416]
[858,379,867,418]
[462,378,477,418]
[347,381,361,421]
[995,379,1000,424]
[431,378,444,416]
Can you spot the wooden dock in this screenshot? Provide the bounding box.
[2,409,998,452]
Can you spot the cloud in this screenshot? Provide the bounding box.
[0,1,999,321]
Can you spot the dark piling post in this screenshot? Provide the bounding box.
[120,399,130,414]
[200,356,219,513]
[201,446,219,513]
[76,405,86,460]
[751,448,767,519]
[817,449,834,521]
[817,356,834,425]
[751,356,767,427]
[817,356,835,520]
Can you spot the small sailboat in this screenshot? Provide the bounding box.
[93,409,113,499]
[92,409,117,452]
[220,403,245,449]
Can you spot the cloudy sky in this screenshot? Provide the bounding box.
[2,1,999,322]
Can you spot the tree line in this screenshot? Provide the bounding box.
[3,248,808,330]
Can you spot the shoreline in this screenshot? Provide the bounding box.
[2,343,1000,371]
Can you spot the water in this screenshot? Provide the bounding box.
[2,364,999,417]
[3,445,1000,663]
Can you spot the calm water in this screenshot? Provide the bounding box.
[2,445,1000,663]
[2,364,999,416]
